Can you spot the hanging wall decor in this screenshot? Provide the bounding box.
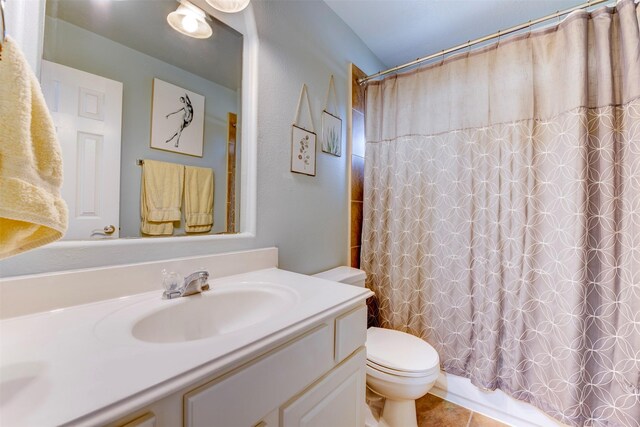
[291,84,317,176]
[321,75,342,157]
[151,78,205,157]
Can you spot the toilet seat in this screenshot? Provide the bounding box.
[366,362,438,389]
[366,327,439,376]
[367,358,439,378]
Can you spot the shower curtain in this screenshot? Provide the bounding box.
[361,1,640,426]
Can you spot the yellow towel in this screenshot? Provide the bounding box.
[184,166,214,233]
[0,37,68,259]
[140,160,184,235]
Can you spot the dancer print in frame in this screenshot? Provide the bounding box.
[165,93,193,148]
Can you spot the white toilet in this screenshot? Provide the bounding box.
[313,267,440,427]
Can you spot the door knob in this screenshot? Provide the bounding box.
[103,225,116,235]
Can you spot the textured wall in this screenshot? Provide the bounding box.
[0,0,383,277]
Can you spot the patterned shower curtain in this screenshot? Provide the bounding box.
[361,1,640,426]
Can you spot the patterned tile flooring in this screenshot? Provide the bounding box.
[416,394,509,427]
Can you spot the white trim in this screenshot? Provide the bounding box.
[48,231,254,249]
[431,372,567,427]
[5,0,46,75]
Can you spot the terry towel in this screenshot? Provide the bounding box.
[184,166,214,233]
[0,37,68,259]
[140,160,184,235]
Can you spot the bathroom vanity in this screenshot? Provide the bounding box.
[0,249,372,426]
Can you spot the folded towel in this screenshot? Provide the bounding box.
[184,166,214,233]
[0,37,68,259]
[140,160,184,235]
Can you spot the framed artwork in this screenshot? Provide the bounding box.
[321,110,342,156]
[291,125,317,176]
[151,78,205,157]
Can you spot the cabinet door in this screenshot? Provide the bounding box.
[184,325,333,427]
[281,348,366,427]
[334,305,367,363]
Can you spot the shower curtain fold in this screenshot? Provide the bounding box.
[361,1,640,426]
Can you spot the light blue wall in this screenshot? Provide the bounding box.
[43,17,237,236]
[0,0,384,277]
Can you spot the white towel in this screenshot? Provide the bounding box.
[0,37,68,259]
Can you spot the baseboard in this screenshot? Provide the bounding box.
[430,372,567,427]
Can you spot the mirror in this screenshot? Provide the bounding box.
[42,0,243,239]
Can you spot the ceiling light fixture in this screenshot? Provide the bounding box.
[205,0,250,14]
[167,0,213,39]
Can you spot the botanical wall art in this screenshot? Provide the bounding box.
[291,124,317,175]
[321,75,342,156]
[291,84,317,176]
[151,78,205,157]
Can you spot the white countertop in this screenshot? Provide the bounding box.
[0,268,371,426]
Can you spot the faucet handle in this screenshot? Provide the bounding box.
[161,269,182,299]
[162,269,181,291]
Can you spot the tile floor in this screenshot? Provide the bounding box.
[416,394,509,427]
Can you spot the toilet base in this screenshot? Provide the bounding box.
[381,398,417,427]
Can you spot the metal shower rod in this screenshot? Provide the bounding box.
[358,0,614,84]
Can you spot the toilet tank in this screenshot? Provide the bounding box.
[313,266,366,287]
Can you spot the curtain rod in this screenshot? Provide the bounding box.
[358,0,613,85]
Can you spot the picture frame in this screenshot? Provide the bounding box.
[150,78,205,157]
[321,110,342,156]
[291,124,317,176]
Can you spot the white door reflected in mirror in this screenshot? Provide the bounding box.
[40,60,123,240]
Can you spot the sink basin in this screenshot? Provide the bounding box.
[97,283,299,344]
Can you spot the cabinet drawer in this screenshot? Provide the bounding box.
[334,305,367,363]
[184,325,333,427]
[281,348,366,427]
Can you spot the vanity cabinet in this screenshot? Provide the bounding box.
[112,302,368,427]
[1,255,373,426]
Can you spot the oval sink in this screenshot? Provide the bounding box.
[130,285,298,343]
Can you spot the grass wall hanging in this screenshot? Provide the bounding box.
[321,75,342,157]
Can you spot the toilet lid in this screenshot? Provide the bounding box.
[366,327,439,374]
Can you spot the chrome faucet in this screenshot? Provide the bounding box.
[162,270,210,299]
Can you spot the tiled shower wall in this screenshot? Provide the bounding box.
[350,64,367,268]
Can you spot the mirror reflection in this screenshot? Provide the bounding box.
[42,0,242,239]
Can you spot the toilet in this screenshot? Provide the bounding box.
[313,266,440,427]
